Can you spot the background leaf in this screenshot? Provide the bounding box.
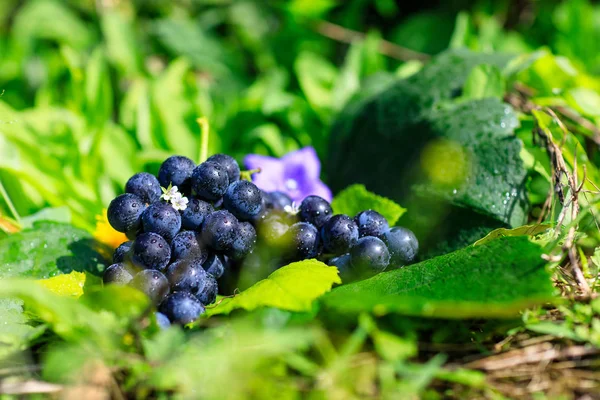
[323,236,554,319]
[327,50,527,256]
[206,260,341,316]
[0,298,35,359]
[331,184,406,225]
[462,64,505,100]
[0,221,109,279]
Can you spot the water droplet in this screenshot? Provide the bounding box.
[452,189,458,195]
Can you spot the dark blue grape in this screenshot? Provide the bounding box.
[126,229,139,241]
[201,210,238,251]
[130,269,170,304]
[158,156,196,193]
[196,276,218,305]
[299,195,332,228]
[180,198,213,231]
[203,253,225,279]
[103,262,135,285]
[227,222,257,260]
[354,210,389,238]
[191,161,229,201]
[171,230,206,263]
[381,227,419,266]
[223,180,263,221]
[213,197,224,208]
[286,222,320,260]
[125,172,162,204]
[321,214,359,255]
[159,292,204,325]
[328,253,353,282]
[165,259,208,293]
[132,232,171,271]
[155,312,171,329]
[141,202,182,242]
[206,154,240,183]
[113,241,133,263]
[350,236,390,275]
[107,193,146,234]
[260,190,274,210]
[268,191,292,210]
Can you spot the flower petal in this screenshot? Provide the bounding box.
[305,180,333,202]
[244,154,285,192]
[282,147,321,180]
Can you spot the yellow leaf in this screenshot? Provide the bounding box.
[38,271,86,298]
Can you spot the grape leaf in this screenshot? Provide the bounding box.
[322,236,554,319]
[327,49,528,256]
[331,184,406,225]
[0,221,110,279]
[205,260,341,316]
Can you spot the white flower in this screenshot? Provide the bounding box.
[160,185,179,201]
[284,202,300,215]
[170,192,189,211]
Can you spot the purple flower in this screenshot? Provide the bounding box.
[244,147,332,203]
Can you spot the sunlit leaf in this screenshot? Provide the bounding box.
[206,260,341,316]
[323,236,554,318]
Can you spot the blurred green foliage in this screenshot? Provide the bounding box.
[2,0,600,228]
[2,1,600,398]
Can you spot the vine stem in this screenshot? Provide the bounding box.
[197,117,210,164]
[0,179,21,224]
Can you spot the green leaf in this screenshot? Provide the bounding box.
[0,222,109,279]
[473,224,552,246]
[0,279,114,342]
[12,0,92,50]
[566,87,600,117]
[526,321,582,341]
[331,184,406,225]
[205,260,341,316]
[20,206,71,228]
[322,236,554,319]
[295,51,338,113]
[0,298,35,358]
[462,64,505,100]
[327,50,527,255]
[101,10,141,76]
[150,58,198,157]
[80,285,150,319]
[152,18,234,79]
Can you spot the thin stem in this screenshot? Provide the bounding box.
[240,168,261,182]
[0,179,20,224]
[197,117,210,164]
[314,20,430,62]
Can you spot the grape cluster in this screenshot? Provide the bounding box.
[103,154,418,325]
